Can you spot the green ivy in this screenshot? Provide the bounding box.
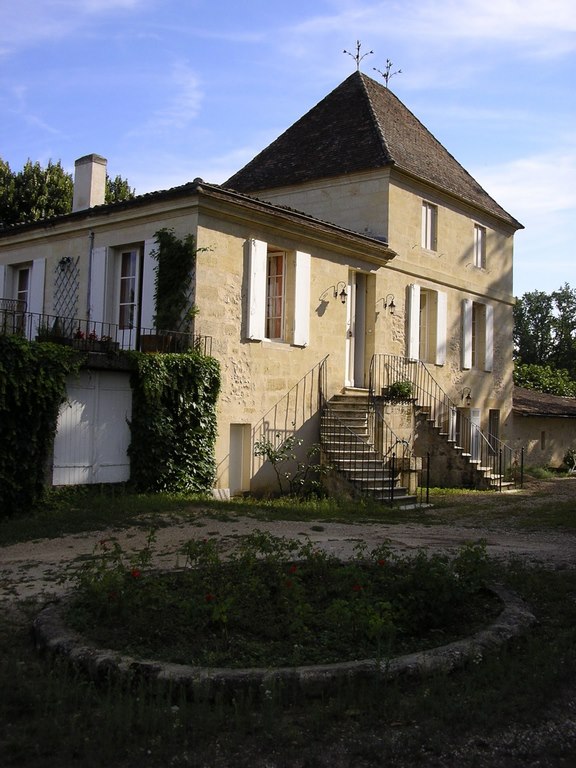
[0,336,80,517]
[151,228,199,333]
[128,351,221,493]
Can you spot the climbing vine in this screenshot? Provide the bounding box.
[0,336,80,517]
[151,228,202,333]
[128,351,221,493]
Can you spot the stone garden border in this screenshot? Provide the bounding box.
[32,584,535,702]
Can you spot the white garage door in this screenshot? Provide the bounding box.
[52,370,132,485]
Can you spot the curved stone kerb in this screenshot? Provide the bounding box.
[32,584,535,700]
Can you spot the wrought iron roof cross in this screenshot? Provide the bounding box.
[373,59,402,88]
[343,40,373,71]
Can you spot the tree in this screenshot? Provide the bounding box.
[513,290,555,365]
[514,284,576,394]
[105,174,135,204]
[550,283,576,376]
[0,157,135,227]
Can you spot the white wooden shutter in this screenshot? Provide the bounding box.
[484,303,494,371]
[293,250,310,347]
[0,265,6,298]
[461,298,473,369]
[407,284,420,360]
[435,290,447,365]
[28,258,45,314]
[247,239,267,340]
[140,239,156,330]
[89,246,108,324]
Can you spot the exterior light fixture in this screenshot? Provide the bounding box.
[334,281,348,304]
[461,387,472,406]
[377,294,396,315]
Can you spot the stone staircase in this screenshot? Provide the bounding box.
[414,406,514,491]
[320,391,418,505]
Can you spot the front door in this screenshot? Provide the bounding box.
[345,272,367,388]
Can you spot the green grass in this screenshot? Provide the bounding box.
[2,479,576,547]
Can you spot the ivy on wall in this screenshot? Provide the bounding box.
[151,228,199,333]
[0,336,80,517]
[128,351,221,493]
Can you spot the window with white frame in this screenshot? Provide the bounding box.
[15,266,31,308]
[118,248,139,329]
[473,224,486,269]
[462,298,493,371]
[421,201,438,251]
[407,284,447,364]
[266,250,285,340]
[247,239,310,346]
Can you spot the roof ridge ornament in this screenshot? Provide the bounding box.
[343,40,373,71]
[373,59,402,88]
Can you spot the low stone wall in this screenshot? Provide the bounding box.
[33,585,535,702]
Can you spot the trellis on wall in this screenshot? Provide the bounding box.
[53,256,80,320]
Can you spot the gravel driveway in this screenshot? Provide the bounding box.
[1,479,575,603]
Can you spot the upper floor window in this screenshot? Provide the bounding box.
[462,298,493,371]
[16,266,30,308]
[473,225,486,269]
[118,249,139,330]
[266,250,285,340]
[421,202,438,251]
[247,239,310,347]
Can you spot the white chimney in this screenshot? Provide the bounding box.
[72,154,107,211]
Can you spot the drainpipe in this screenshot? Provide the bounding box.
[87,231,94,322]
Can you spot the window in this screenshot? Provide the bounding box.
[421,202,438,251]
[462,299,493,370]
[16,266,30,308]
[118,249,139,329]
[266,251,285,340]
[473,225,486,269]
[407,284,447,364]
[247,239,310,346]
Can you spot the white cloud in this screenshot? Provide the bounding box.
[476,149,576,216]
[287,0,576,59]
[127,61,203,136]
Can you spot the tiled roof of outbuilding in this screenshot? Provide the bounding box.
[513,386,576,418]
[225,71,522,230]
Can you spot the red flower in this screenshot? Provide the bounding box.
[288,564,298,574]
[377,559,386,567]
[130,568,141,579]
[285,579,293,589]
[352,583,363,592]
[205,593,215,602]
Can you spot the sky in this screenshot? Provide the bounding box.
[0,0,574,298]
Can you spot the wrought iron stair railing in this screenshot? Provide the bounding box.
[369,354,521,489]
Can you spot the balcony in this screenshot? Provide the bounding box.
[0,302,212,356]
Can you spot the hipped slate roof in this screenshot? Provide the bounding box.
[513,387,576,418]
[225,71,522,230]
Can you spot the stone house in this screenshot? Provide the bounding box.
[0,72,525,497]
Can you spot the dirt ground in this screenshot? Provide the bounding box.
[1,477,575,604]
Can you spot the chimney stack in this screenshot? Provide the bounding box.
[72,154,107,211]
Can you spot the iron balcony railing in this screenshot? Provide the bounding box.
[369,354,522,489]
[0,306,212,357]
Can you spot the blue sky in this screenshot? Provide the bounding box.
[1,0,574,297]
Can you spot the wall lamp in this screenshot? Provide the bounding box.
[461,387,472,406]
[334,281,348,304]
[377,294,396,315]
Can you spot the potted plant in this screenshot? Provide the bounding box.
[35,317,72,345]
[381,380,413,403]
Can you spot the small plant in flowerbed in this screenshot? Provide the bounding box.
[67,531,497,669]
